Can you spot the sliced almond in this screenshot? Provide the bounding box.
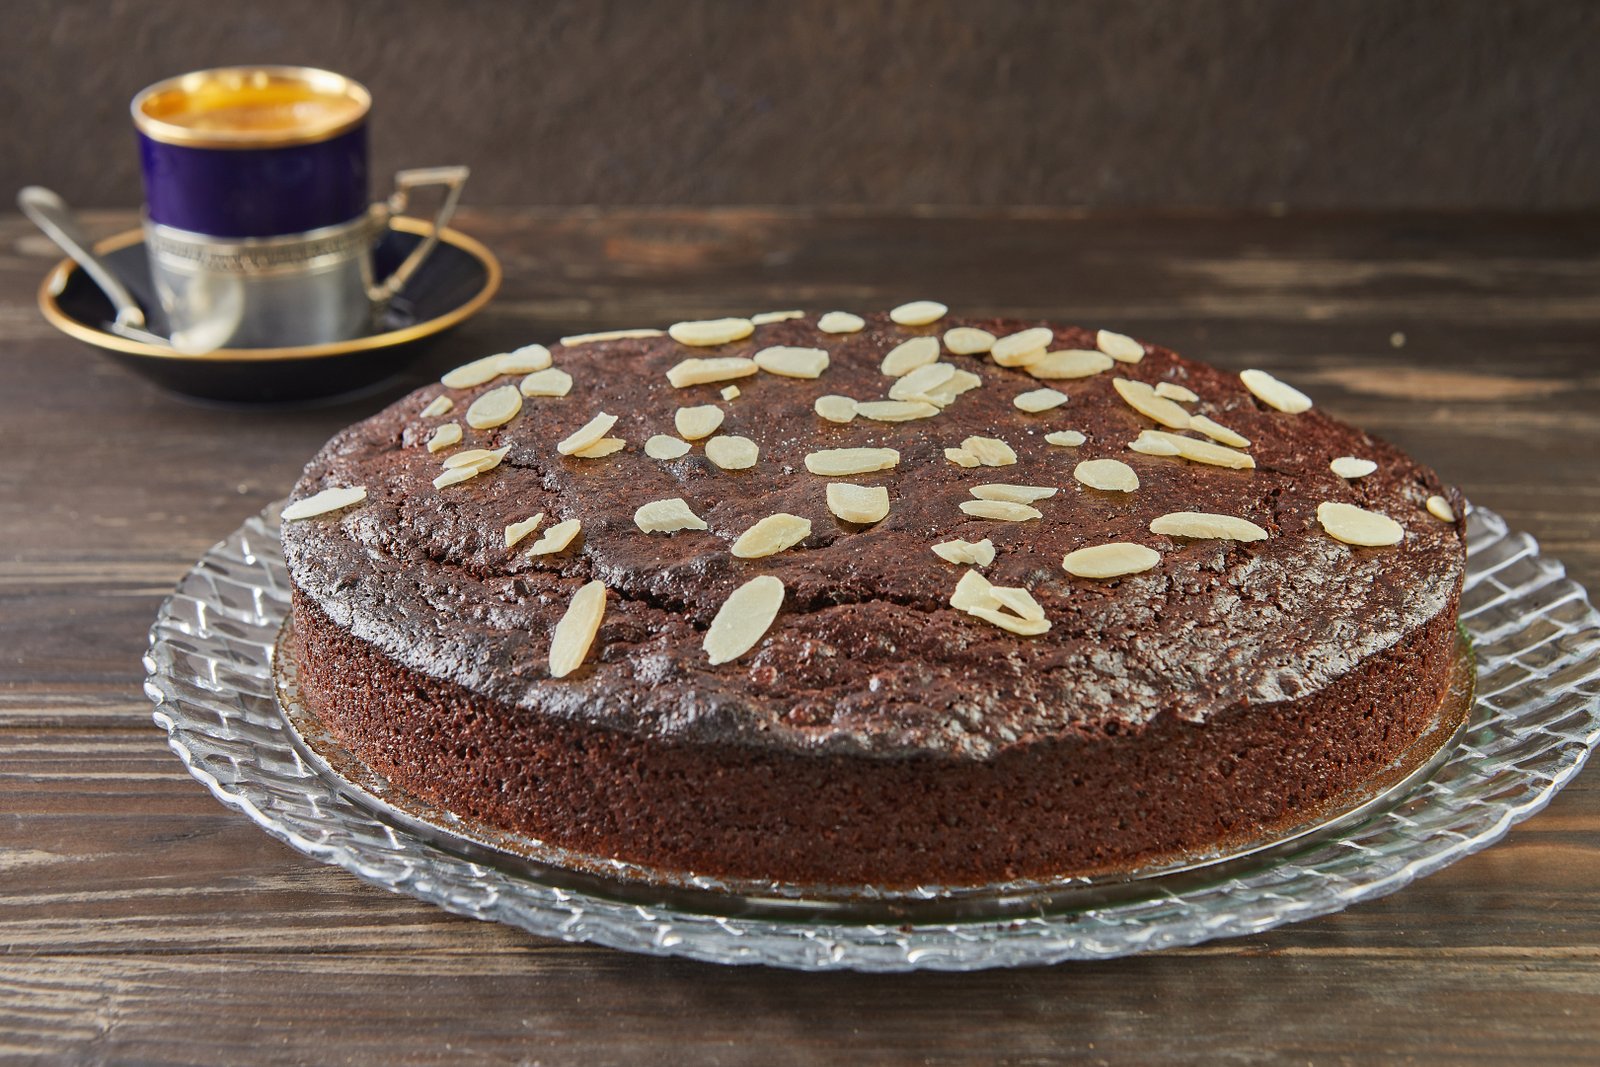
[705,435,760,470]
[1074,458,1139,492]
[674,404,725,440]
[731,513,813,558]
[494,344,552,374]
[666,356,759,388]
[949,570,1050,635]
[881,336,941,376]
[426,422,462,453]
[505,513,545,550]
[889,300,948,326]
[520,368,574,397]
[991,328,1054,367]
[961,436,1018,467]
[560,328,664,346]
[970,484,1057,503]
[634,497,709,534]
[1014,387,1068,413]
[549,580,606,679]
[1154,381,1199,403]
[1426,495,1456,523]
[443,446,510,471]
[441,354,508,389]
[814,394,859,423]
[573,437,625,458]
[1127,431,1184,457]
[1149,512,1268,541]
[569,441,617,467]
[1241,368,1313,413]
[805,448,899,476]
[1331,456,1377,479]
[1045,430,1087,447]
[704,575,785,665]
[943,327,996,355]
[433,466,482,489]
[435,447,508,483]
[826,483,891,524]
[944,447,980,468]
[889,361,957,401]
[420,395,454,418]
[557,412,619,455]
[528,518,581,555]
[1062,542,1161,579]
[750,310,803,325]
[668,317,754,347]
[966,606,1051,636]
[1132,430,1255,469]
[960,499,1041,521]
[817,311,865,334]
[857,399,939,422]
[1096,329,1145,363]
[442,447,495,469]
[950,569,998,612]
[466,385,524,430]
[1317,502,1404,547]
[282,486,367,520]
[721,385,741,400]
[1112,378,1190,429]
[990,585,1046,622]
[645,434,692,460]
[754,345,830,378]
[1189,414,1250,448]
[1026,349,1115,380]
[932,538,996,566]
[922,368,983,407]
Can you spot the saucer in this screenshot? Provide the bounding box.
[37,217,501,403]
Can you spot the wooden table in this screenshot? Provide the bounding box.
[4,208,1597,1064]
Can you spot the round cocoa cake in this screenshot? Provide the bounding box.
[281,309,1466,888]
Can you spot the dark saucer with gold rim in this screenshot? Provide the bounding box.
[37,216,500,404]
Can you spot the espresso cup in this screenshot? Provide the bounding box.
[132,66,467,352]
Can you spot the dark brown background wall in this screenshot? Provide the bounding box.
[8,0,1597,209]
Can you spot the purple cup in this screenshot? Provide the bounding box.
[129,67,467,351]
[133,66,372,239]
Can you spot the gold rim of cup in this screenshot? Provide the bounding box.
[131,65,372,150]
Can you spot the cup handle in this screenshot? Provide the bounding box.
[368,165,470,305]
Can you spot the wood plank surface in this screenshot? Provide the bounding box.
[2,207,1598,1065]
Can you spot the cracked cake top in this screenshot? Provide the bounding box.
[281,309,1465,761]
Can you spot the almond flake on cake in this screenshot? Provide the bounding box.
[282,486,366,520]
[703,575,785,665]
[560,328,664,346]
[1241,369,1313,413]
[889,300,947,326]
[634,498,710,534]
[549,580,607,678]
[668,318,755,347]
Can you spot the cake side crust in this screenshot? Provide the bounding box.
[291,583,1462,888]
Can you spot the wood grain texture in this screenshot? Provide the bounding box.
[2,207,1598,1065]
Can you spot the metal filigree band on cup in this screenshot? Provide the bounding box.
[144,212,383,277]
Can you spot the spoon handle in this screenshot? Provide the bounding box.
[18,186,148,331]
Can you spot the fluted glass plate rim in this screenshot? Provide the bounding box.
[145,502,1600,971]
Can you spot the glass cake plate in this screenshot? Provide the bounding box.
[146,502,1600,971]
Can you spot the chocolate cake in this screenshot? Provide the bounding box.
[281,307,1467,889]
